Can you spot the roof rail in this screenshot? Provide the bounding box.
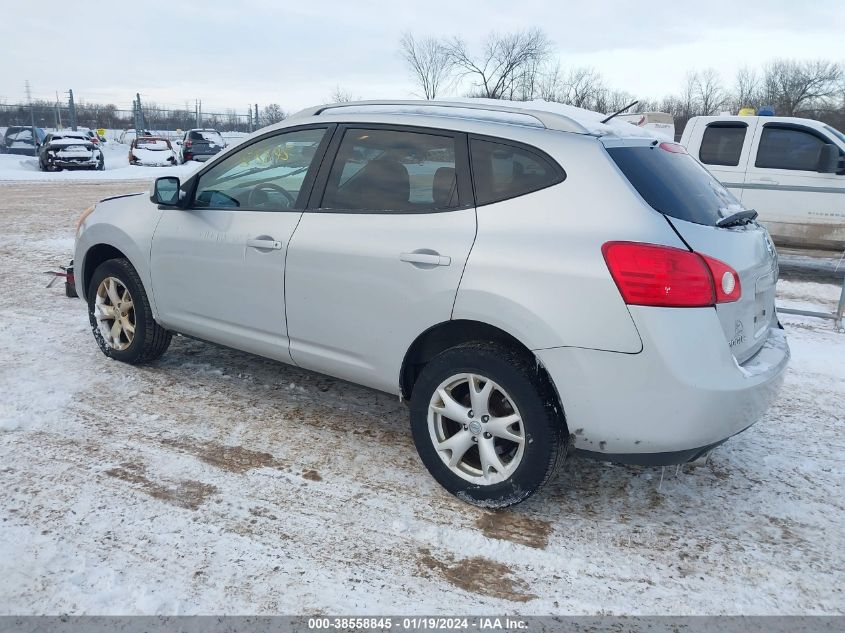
[288,100,591,134]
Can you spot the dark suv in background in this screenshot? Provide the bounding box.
[180,128,226,163]
[1,126,47,156]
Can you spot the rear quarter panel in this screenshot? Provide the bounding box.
[453,132,686,353]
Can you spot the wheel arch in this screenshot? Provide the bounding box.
[400,319,568,433]
[80,243,131,302]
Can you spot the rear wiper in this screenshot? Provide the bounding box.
[716,209,758,228]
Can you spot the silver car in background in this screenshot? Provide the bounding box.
[73,100,789,506]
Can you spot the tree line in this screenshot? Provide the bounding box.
[399,29,845,132]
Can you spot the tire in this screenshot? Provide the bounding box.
[409,341,565,507]
[87,258,171,364]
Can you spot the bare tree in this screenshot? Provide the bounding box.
[561,67,605,109]
[445,28,550,99]
[763,59,844,115]
[328,85,356,103]
[734,66,762,111]
[399,33,453,100]
[261,103,286,126]
[695,68,727,115]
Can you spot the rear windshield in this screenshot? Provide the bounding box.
[606,143,742,226]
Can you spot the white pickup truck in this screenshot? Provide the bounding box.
[681,115,845,251]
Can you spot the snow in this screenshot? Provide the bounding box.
[0,181,842,615]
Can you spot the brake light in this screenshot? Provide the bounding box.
[602,242,741,307]
[184,140,192,148]
[659,142,686,153]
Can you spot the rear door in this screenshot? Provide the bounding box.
[606,140,778,363]
[150,125,333,361]
[742,122,845,247]
[693,120,757,201]
[285,125,476,393]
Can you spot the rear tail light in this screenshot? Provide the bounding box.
[602,242,741,307]
[184,140,193,148]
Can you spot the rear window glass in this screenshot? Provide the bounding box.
[607,143,741,226]
[470,139,563,206]
[699,124,746,166]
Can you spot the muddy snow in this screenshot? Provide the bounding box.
[0,181,842,615]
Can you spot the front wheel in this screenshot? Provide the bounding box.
[87,258,171,364]
[409,342,565,507]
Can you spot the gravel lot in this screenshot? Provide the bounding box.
[1,181,843,615]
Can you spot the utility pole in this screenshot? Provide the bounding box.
[68,88,77,130]
[25,81,36,155]
[198,99,202,128]
[247,104,252,133]
[135,93,145,130]
[254,103,259,130]
[54,91,63,129]
[133,97,141,134]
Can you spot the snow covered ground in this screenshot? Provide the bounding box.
[0,181,843,615]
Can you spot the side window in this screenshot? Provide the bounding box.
[470,138,563,205]
[321,128,458,212]
[192,127,327,210]
[755,126,825,171]
[699,124,746,166]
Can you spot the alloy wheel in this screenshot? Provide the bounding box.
[94,276,136,351]
[427,373,525,485]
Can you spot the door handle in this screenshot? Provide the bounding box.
[750,177,779,185]
[247,237,282,250]
[400,251,451,267]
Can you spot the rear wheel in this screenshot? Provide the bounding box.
[409,342,565,507]
[87,258,171,364]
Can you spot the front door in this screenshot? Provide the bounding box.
[150,125,332,361]
[742,123,845,248]
[285,126,476,393]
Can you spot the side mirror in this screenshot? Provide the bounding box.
[151,176,181,206]
[817,143,840,173]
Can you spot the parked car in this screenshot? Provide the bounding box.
[129,136,178,166]
[39,130,104,171]
[681,115,845,251]
[119,129,152,145]
[2,126,47,156]
[74,100,789,507]
[180,128,226,162]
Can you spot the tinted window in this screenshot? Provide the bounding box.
[321,129,458,212]
[193,127,327,210]
[470,139,562,205]
[699,124,746,166]
[755,126,825,171]
[607,144,742,226]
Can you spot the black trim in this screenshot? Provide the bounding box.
[467,133,566,207]
[182,123,337,213]
[576,436,737,467]
[305,123,474,215]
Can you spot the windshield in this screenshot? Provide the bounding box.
[606,142,743,226]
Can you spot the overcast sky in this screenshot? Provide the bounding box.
[3,0,844,116]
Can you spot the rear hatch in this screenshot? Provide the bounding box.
[189,130,224,154]
[605,138,779,363]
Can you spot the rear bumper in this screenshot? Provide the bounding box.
[51,158,99,169]
[536,307,789,464]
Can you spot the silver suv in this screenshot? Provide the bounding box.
[74,100,790,506]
